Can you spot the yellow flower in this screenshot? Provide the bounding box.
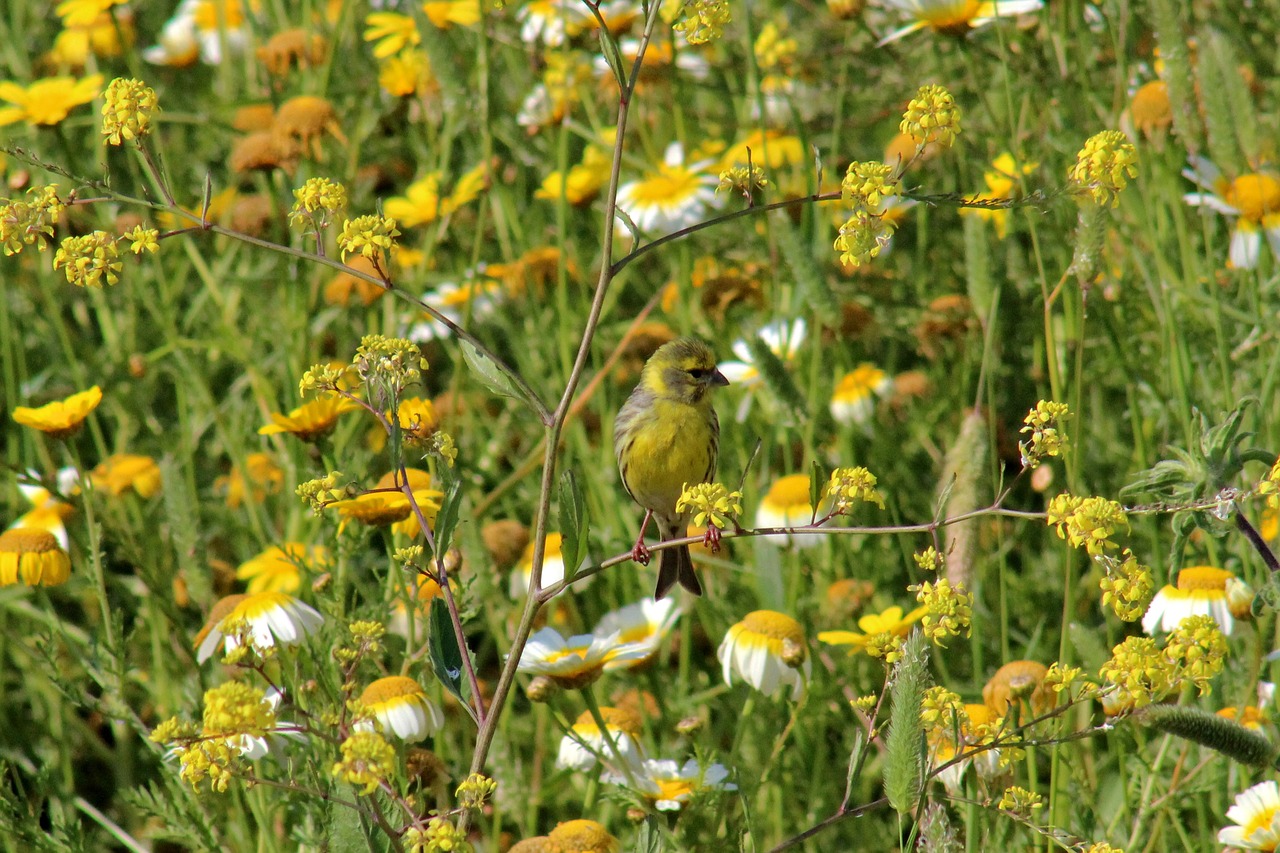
[753,473,822,548]
[101,77,159,145]
[378,49,435,98]
[423,0,482,29]
[12,386,102,439]
[356,676,443,741]
[327,469,443,537]
[718,610,811,699]
[983,660,1050,716]
[215,452,284,508]
[1184,159,1280,269]
[235,543,329,594]
[516,626,648,689]
[1142,565,1245,636]
[194,591,324,662]
[602,758,736,812]
[1069,130,1138,207]
[332,730,396,795]
[878,0,1043,44]
[616,143,720,235]
[90,453,162,497]
[0,73,103,127]
[0,528,72,586]
[56,0,126,27]
[830,366,892,426]
[536,147,610,206]
[556,706,645,771]
[818,604,927,657]
[258,393,359,441]
[1219,781,1280,850]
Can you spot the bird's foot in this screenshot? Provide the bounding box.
[703,525,722,554]
[630,540,652,566]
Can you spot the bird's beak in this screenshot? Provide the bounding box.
[711,368,729,387]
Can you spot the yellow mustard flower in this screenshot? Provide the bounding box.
[12,386,102,439]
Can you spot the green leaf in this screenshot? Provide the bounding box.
[809,459,828,519]
[458,338,547,419]
[429,597,469,708]
[558,470,590,585]
[597,27,627,91]
[432,472,464,559]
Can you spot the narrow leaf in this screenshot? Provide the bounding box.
[429,597,468,707]
[458,338,547,419]
[558,470,590,583]
[433,473,464,559]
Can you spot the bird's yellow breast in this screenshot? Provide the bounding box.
[621,398,716,516]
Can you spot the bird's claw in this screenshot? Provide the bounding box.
[703,525,722,554]
[630,541,652,566]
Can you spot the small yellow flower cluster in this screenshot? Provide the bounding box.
[455,773,498,810]
[1096,549,1153,622]
[1019,400,1070,467]
[298,363,349,396]
[426,431,458,466]
[202,681,277,738]
[1068,130,1138,208]
[1042,662,1083,695]
[919,685,964,729]
[826,466,886,513]
[1258,457,1280,508]
[177,738,238,793]
[1162,614,1228,693]
[833,163,901,267]
[851,695,877,712]
[674,0,732,45]
[1099,616,1226,713]
[1,186,65,256]
[754,20,797,70]
[910,578,972,647]
[1082,843,1126,853]
[914,546,943,573]
[997,785,1043,816]
[835,211,893,268]
[676,482,743,530]
[333,619,387,665]
[101,77,158,146]
[1046,494,1128,556]
[395,544,425,566]
[353,334,429,405]
[54,231,122,287]
[296,471,351,514]
[332,730,396,795]
[150,716,199,744]
[864,630,905,663]
[290,177,347,229]
[900,85,962,150]
[842,161,901,210]
[717,164,768,198]
[338,214,400,262]
[122,225,160,254]
[405,816,473,853]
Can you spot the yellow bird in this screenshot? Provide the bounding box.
[614,337,728,598]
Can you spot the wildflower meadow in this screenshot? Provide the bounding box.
[5,0,1280,850]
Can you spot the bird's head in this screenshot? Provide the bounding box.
[642,337,729,405]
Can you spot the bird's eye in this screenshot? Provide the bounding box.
[688,368,707,379]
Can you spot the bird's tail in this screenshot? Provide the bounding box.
[654,522,702,599]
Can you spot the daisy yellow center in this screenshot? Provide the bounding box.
[234,591,293,619]
[549,820,614,849]
[764,475,812,511]
[740,610,805,644]
[1224,174,1280,223]
[835,365,886,401]
[630,165,701,206]
[922,0,983,29]
[360,676,424,707]
[654,778,695,802]
[1175,566,1232,592]
[573,706,641,735]
[194,0,246,31]
[1130,81,1171,128]
[0,528,60,554]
